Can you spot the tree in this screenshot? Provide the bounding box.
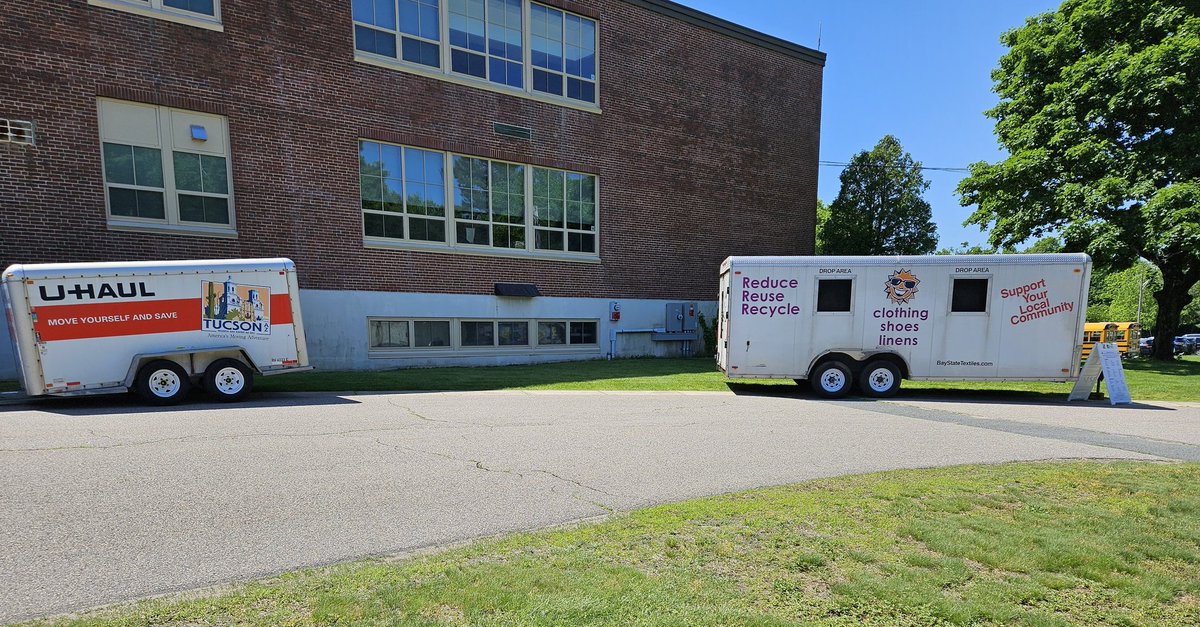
[1086,261,1162,327]
[814,199,831,254]
[934,236,1062,256]
[823,136,938,255]
[958,0,1200,360]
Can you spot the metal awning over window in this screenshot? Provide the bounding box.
[495,283,540,297]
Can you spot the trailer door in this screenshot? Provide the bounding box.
[717,270,731,371]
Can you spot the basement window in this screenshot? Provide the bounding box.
[0,119,35,146]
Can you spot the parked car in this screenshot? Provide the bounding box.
[1175,336,1199,355]
[1139,337,1154,357]
[1184,334,1200,355]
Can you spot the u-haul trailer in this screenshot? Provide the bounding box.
[717,254,1092,398]
[2,258,311,404]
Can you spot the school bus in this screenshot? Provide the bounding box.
[1109,322,1142,357]
[1081,322,1141,359]
[1081,322,1119,360]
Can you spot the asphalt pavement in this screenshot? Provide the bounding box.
[1,390,1195,623]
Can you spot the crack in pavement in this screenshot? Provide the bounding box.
[372,438,619,507]
[836,400,1200,461]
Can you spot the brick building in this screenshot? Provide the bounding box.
[0,0,824,375]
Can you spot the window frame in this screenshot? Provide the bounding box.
[360,139,600,262]
[98,98,237,238]
[367,317,598,356]
[815,278,854,314]
[353,0,601,112]
[88,0,223,31]
[948,275,992,315]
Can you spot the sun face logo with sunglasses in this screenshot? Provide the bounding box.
[885,269,920,304]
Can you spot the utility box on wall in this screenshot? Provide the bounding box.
[665,302,699,334]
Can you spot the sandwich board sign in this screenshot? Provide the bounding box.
[1068,343,1131,405]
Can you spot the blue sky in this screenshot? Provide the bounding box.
[676,0,1060,248]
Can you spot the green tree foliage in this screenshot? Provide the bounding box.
[935,236,1063,256]
[958,0,1200,360]
[823,136,938,256]
[1087,262,1161,326]
[814,199,831,254]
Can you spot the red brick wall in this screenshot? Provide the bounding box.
[0,0,822,300]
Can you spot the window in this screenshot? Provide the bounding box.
[452,157,526,248]
[360,142,447,242]
[460,320,495,346]
[353,0,599,108]
[498,321,529,346]
[533,167,595,253]
[88,0,221,30]
[368,317,593,354]
[539,320,596,346]
[353,0,441,67]
[369,319,410,348]
[360,140,598,259]
[414,320,452,346]
[569,320,597,345]
[951,278,989,313]
[530,3,596,103]
[99,99,234,234]
[1,118,35,146]
[449,0,523,87]
[816,279,852,312]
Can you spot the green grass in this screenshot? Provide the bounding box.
[38,462,1200,626]
[250,355,1199,401]
[3,355,1197,401]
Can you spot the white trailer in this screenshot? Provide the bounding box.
[2,258,311,404]
[717,254,1092,398]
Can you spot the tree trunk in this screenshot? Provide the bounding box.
[1149,267,1198,361]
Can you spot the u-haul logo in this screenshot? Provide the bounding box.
[39,282,156,302]
[201,278,271,335]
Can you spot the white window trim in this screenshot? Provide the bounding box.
[368,317,601,357]
[98,98,237,237]
[353,0,601,113]
[88,0,224,31]
[360,139,600,261]
[814,277,855,314]
[947,275,993,315]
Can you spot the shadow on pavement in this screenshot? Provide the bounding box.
[1,390,361,416]
[724,381,1173,411]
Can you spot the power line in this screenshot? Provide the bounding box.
[819,160,971,174]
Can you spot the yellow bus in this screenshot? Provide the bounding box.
[1081,322,1141,359]
[1081,322,1119,360]
[1110,322,1142,357]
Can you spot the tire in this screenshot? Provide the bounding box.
[204,358,253,402]
[810,361,853,399]
[136,360,192,405]
[859,360,902,398]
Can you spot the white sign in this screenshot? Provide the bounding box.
[1068,343,1131,405]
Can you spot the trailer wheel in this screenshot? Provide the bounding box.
[859,360,901,398]
[136,360,192,405]
[204,358,253,402]
[810,361,853,399]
